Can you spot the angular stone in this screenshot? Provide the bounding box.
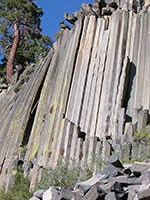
[72,189,84,200]
[117,192,128,199]
[121,142,132,162]
[105,192,118,200]
[138,188,150,199]
[137,110,149,131]
[43,186,62,200]
[128,187,139,200]
[100,181,116,193]
[102,140,112,160]
[123,167,132,176]
[60,189,73,200]
[29,197,40,200]
[108,155,124,169]
[100,175,143,186]
[81,184,99,200]
[131,162,150,175]
[34,190,45,199]
[74,174,106,192]
[111,182,124,193]
[102,164,124,178]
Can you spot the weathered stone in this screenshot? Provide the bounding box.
[131,162,150,175]
[64,13,78,25]
[60,21,70,30]
[133,194,139,200]
[75,174,106,191]
[81,3,97,16]
[128,185,140,200]
[102,164,124,178]
[43,186,62,200]
[138,188,150,199]
[29,197,40,200]
[34,190,45,199]
[105,192,118,200]
[137,110,149,131]
[108,155,124,169]
[123,167,132,176]
[60,189,73,200]
[81,184,99,200]
[117,192,128,199]
[72,189,84,200]
[0,2,150,192]
[111,182,124,193]
[100,175,143,186]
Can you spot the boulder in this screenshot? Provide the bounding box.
[43,186,62,200]
[131,162,150,175]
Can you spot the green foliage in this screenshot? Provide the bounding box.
[36,157,104,190]
[13,64,35,92]
[134,125,150,141]
[124,157,145,163]
[0,0,52,68]
[37,158,81,189]
[0,168,32,200]
[55,30,63,41]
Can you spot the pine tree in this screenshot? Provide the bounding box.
[0,0,52,84]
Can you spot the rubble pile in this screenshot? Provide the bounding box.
[30,156,150,200]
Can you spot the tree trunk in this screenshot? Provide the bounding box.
[6,21,20,84]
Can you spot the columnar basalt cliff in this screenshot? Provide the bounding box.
[0,0,150,190]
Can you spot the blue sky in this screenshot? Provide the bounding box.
[36,0,93,40]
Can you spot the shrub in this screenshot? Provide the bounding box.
[0,168,32,200]
[55,30,63,41]
[36,157,104,190]
[134,125,150,141]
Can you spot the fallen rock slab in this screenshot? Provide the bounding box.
[81,184,100,200]
[74,174,106,191]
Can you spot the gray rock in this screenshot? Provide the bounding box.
[105,192,118,200]
[117,192,128,199]
[102,164,124,178]
[108,155,124,169]
[102,5,113,15]
[43,186,62,200]
[60,189,73,200]
[34,190,45,199]
[72,189,84,200]
[131,162,150,176]
[111,181,124,193]
[81,184,99,200]
[138,188,150,199]
[81,3,97,16]
[137,110,149,131]
[74,174,106,192]
[60,21,70,30]
[64,13,78,25]
[29,197,40,200]
[128,185,140,200]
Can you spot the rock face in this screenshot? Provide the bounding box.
[0,0,150,190]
